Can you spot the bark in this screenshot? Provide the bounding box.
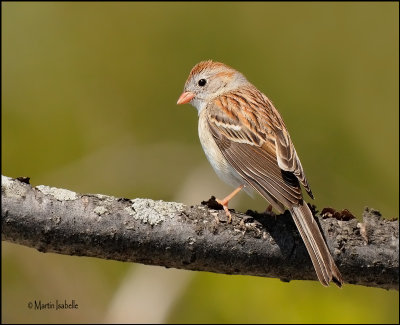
[1,175,398,290]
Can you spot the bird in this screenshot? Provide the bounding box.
[176,60,343,287]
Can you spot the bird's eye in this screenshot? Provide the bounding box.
[198,79,207,87]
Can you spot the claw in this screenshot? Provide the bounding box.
[215,185,244,223]
[264,204,277,220]
[216,199,232,223]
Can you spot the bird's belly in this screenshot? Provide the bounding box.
[198,114,246,190]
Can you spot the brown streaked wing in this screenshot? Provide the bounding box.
[275,128,313,198]
[207,96,304,210]
[259,93,314,198]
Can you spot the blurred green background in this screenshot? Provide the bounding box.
[2,2,398,323]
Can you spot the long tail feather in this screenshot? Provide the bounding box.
[290,202,343,287]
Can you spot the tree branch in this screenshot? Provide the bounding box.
[1,175,398,290]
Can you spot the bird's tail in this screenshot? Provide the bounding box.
[290,202,343,287]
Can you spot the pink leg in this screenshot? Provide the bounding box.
[265,204,276,219]
[216,185,244,223]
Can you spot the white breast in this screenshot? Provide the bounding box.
[198,110,248,190]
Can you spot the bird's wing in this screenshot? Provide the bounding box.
[206,87,313,211]
[266,92,313,198]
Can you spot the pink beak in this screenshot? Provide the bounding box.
[177,91,195,105]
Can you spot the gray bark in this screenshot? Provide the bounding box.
[1,175,398,290]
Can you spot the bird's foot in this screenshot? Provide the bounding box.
[216,198,232,223]
[264,204,277,219]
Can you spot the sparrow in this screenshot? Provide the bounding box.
[177,60,343,287]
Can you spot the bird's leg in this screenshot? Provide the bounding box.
[216,185,244,223]
[264,204,276,219]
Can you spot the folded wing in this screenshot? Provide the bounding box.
[207,87,313,210]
